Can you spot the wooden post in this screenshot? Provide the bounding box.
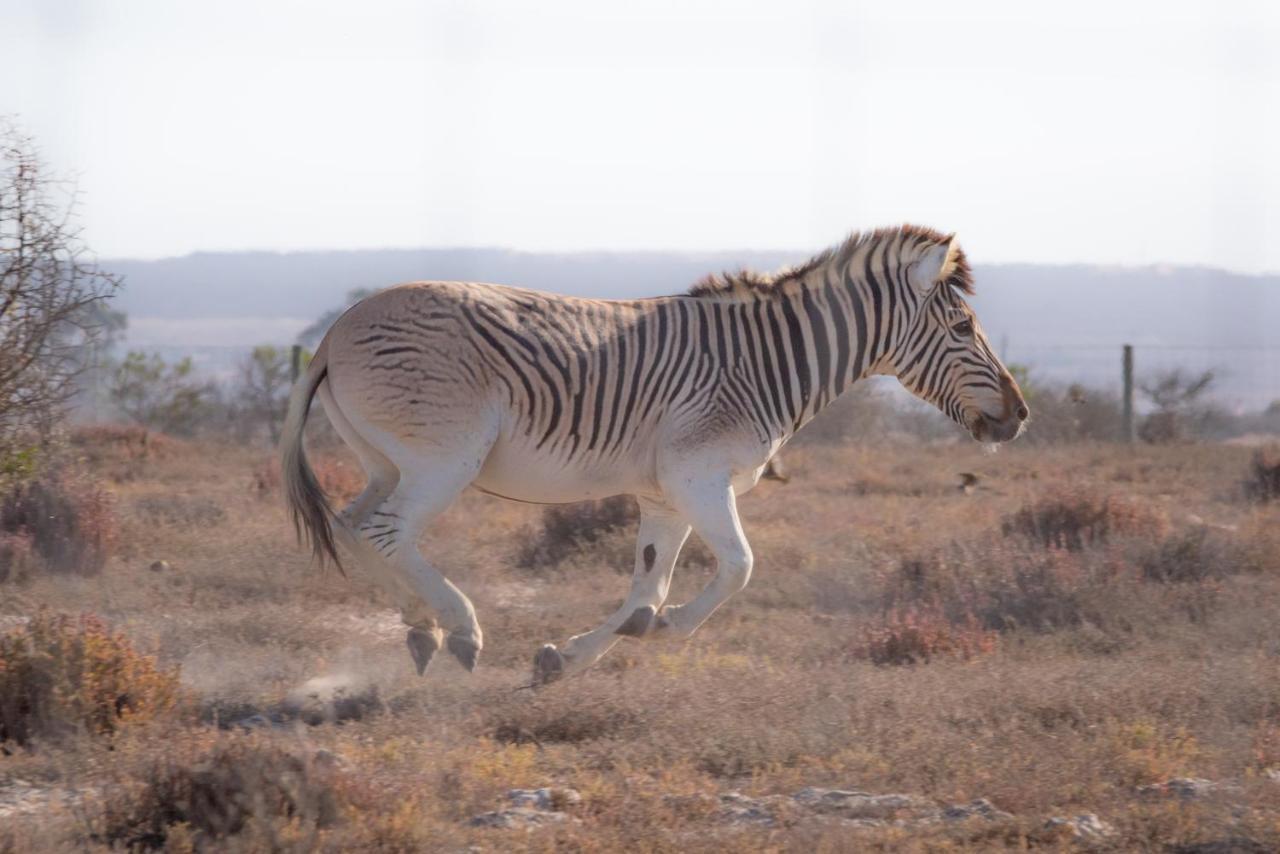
[290,344,302,385]
[1122,344,1135,442]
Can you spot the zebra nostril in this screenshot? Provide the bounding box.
[1016,404,1029,421]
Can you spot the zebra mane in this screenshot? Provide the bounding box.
[686,224,975,300]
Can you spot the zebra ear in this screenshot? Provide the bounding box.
[908,239,955,293]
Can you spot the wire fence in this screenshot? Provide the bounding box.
[1003,344,1280,413]
[113,338,1280,414]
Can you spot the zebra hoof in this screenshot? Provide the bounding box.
[446,632,481,673]
[406,626,444,676]
[615,605,656,637]
[532,644,565,685]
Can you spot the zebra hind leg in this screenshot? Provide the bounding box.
[319,383,445,673]
[533,500,690,684]
[357,459,489,674]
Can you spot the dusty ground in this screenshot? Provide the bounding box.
[3,431,1280,851]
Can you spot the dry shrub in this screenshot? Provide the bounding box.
[517,495,715,571]
[849,607,997,666]
[1138,527,1264,584]
[70,424,178,481]
[1002,487,1168,551]
[0,530,35,582]
[884,545,1125,634]
[516,495,638,570]
[0,468,117,578]
[1244,446,1280,503]
[0,611,184,746]
[95,737,340,850]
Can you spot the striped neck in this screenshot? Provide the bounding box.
[719,236,909,441]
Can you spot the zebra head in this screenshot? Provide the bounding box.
[889,234,1028,443]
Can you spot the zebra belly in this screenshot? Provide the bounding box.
[473,435,655,504]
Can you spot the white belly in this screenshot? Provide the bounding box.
[473,434,656,504]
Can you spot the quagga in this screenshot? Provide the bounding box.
[281,225,1028,683]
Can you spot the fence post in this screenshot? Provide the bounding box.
[290,344,302,385]
[1122,344,1135,442]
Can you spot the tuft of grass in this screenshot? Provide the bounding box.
[0,610,185,746]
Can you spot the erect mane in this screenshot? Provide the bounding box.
[686,224,975,299]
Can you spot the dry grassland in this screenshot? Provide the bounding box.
[2,430,1280,852]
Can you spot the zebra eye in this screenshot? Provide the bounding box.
[952,319,974,337]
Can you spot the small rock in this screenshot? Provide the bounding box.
[942,798,1013,822]
[149,560,170,572]
[231,713,280,730]
[506,787,581,811]
[718,792,779,826]
[312,749,346,769]
[469,807,571,829]
[1137,778,1232,799]
[1045,813,1114,840]
[793,788,934,820]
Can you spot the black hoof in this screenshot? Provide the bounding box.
[446,632,481,672]
[614,605,656,637]
[406,626,442,676]
[532,644,565,685]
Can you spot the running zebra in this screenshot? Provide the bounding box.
[281,225,1028,683]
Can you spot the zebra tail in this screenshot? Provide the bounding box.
[279,338,343,571]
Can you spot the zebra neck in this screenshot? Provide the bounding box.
[739,264,895,441]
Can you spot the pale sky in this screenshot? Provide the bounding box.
[5,0,1279,271]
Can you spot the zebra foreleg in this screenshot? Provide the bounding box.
[533,502,689,684]
[650,476,753,640]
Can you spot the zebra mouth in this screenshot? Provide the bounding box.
[968,412,1023,443]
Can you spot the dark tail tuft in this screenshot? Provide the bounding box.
[279,341,342,571]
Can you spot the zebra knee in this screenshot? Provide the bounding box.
[716,545,753,594]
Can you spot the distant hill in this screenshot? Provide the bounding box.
[104,248,1280,409]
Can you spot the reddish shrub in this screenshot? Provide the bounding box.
[0,611,185,745]
[70,425,178,478]
[310,455,365,505]
[0,469,117,576]
[850,607,997,666]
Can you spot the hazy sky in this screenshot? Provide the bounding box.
[5,0,1279,271]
